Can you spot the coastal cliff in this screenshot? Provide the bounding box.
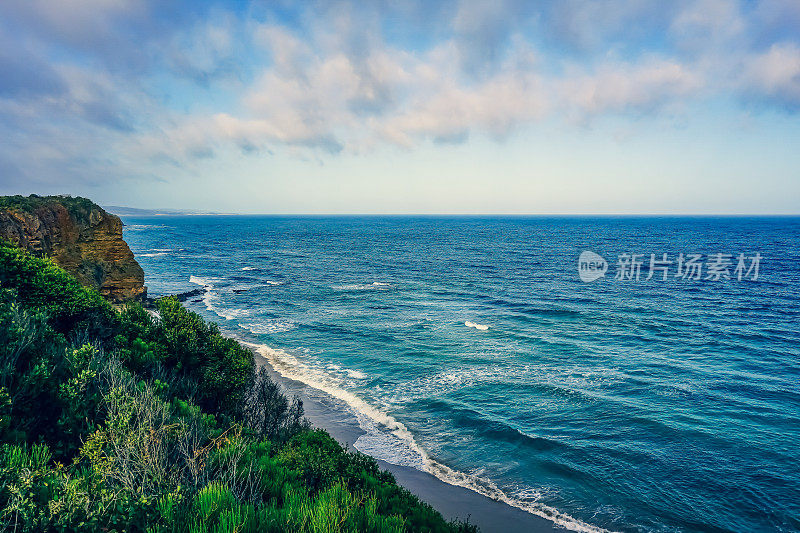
[0,195,146,302]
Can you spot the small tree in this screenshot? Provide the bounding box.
[244,367,307,443]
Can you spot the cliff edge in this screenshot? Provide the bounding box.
[0,195,146,302]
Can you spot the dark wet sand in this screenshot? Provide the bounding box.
[256,356,562,533]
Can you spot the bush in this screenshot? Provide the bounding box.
[0,242,117,338]
[113,298,256,417]
[244,366,309,443]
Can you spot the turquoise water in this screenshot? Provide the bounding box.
[122,216,800,532]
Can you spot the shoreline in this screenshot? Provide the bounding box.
[251,348,564,533]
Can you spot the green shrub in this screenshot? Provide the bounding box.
[154,297,254,416]
[0,291,67,446]
[0,243,117,337]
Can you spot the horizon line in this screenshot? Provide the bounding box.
[112,211,800,217]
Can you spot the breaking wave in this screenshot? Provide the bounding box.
[188,275,252,321]
[332,282,394,291]
[244,341,608,533]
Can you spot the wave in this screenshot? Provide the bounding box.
[244,341,608,533]
[189,275,252,321]
[346,369,368,379]
[125,224,166,230]
[239,319,295,335]
[241,266,258,271]
[465,321,489,330]
[139,252,169,257]
[332,282,394,291]
[189,275,217,289]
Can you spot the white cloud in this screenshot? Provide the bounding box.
[560,58,704,116]
[670,0,746,53]
[166,14,239,82]
[741,43,800,106]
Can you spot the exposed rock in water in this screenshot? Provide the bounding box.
[0,195,147,303]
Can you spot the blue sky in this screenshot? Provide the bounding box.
[1,0,799,214]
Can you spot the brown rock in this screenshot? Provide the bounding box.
[0,195,147,302]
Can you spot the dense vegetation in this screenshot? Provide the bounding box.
[0,242,476,532]
[0,194,100,225]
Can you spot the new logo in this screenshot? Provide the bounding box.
[578,251,608,282]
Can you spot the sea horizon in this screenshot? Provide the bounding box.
[111,210,800,218]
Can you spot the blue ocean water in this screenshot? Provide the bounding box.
[121,216,800,532]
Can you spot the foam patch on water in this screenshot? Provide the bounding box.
[346,369,368,379]
[465,320,489,330]
[239,319,295,335]
[189,275,253,321]
[391,365,629,405]
[125,224,166,230]
[244,341,609,533]
[353,414,426,468]
[332,282,394,291]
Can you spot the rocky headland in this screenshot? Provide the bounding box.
[0,195,146,302]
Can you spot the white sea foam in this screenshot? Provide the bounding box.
[189,275,217,288]
[346,369,368,380]
[239,319,295,335]
[125,224,166,230]
[139,252,169,257]
[244,341,608,533]
[353,415,426,468]
[332,282,393,291]
[465,321,489,330]
[390,365,627,406]
[188,275,252,320]
[211,305,251,321]
[241,266,257,271]
[264,280,283,286]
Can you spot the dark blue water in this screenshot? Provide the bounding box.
[122,216,800,532]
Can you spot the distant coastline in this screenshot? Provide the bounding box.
[104,205,237,216]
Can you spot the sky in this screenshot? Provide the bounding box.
[1,0,799,214]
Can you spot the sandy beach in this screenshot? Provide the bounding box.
[255,353,561,533]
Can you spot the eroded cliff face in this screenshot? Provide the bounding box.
[0,196,146,302]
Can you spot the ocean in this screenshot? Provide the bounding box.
[121,215,800,532]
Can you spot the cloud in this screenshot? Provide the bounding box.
[560,58,704,117]
[670,0,746,54]
[451,0,530,76]
[0,46,66,98]
[741,43,800,108]
[1,0,799,189]
[165,13,242,83]
[542,0,677,54]
[751,0,800,45]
